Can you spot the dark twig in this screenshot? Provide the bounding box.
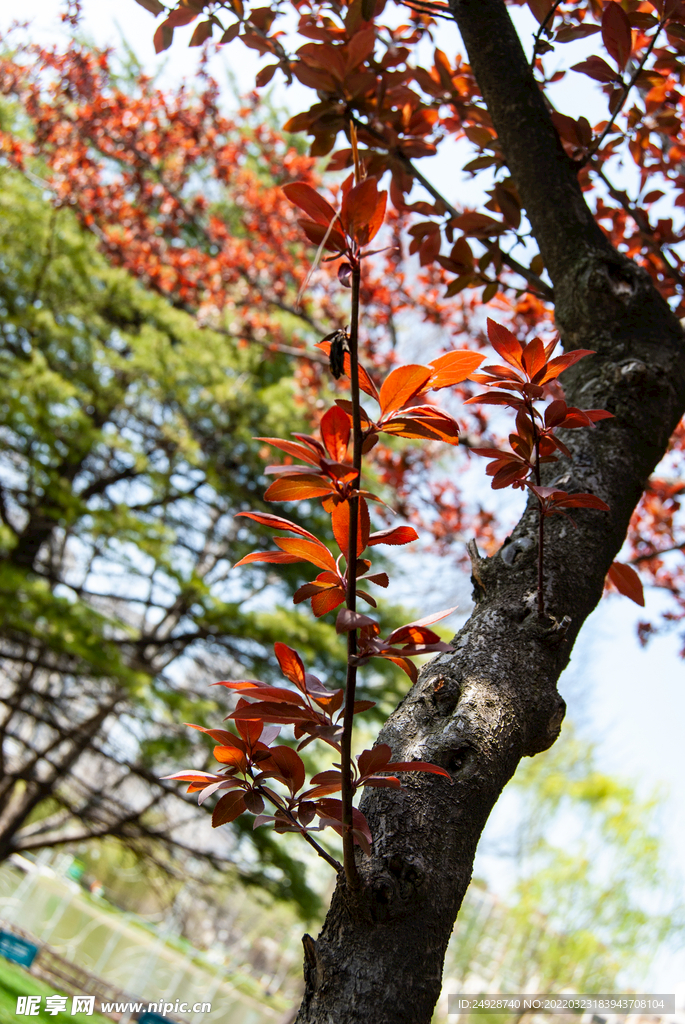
[593,165,685,288]
[578,17,667,169]
[530,0,565,69]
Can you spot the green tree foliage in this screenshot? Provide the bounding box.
[0,157,343,912]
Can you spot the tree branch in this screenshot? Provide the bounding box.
[450,0,612,284]
[593,164,685,289]
[348,114,554,301]
[578,16,667,170]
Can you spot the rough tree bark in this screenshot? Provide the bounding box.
[295,2,685,1021]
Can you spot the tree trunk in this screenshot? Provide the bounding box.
[295,2,685,1021]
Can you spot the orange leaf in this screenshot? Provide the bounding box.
[274,536,338,572]
[234,511,318,542]
[427,350,485,390]
[607,561,645,606]
[214,745,248,771]
[320,405,351,461]
[379,364,433,417]
[232,550,304,568]
[274,642,307,689]
[318,348,379,400]
[487,318,523,370]
[521,337,546,380]
[331,496,370,559]
[311,587,347,616]
[264,477,335,501]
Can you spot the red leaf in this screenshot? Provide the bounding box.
[235,715,264,748]
[361,775,402,789]
[189,19,214,46]
[167,4,202,28]
[331,496,370,559]
[464,392,526,411]
[487,319,524,370]
[386,606,458,644]
[381,408,461,444]
[538,348,595,383]
[315,798,372,848]
[352,699,376,713]
[363,572,389,587]
[213,791,247,827]
[336,608,377,633]
[320,405,351,461]
[555,492,610,510]
[219,684,307,706]
[607,561,645,606]
[379,364,433,417]
[297,218,348,253]
[368,525,419,546]
[427,350,486,390]
[310,769,344,785]
[602,1,632,70]
[358,743,392,777]
[311,587,347,616]
[187,725,246,749]
[274,643,306,689]
[341,177,387,246]
[255,436,322,466]
[268,745,306,794]
[571,55,620,82]
[521,338,546,380]
[381,654,418,682]
[213,745,248,770]
[264,477,335,501]
[282,182,340,229]
[345,26,376,72]
[385,760,451,779]
[230,702,315,724]
[153,21,174,52]
[527,0,554,24]
[255,63,278,87]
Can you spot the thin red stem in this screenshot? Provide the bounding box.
[341,259,363,890]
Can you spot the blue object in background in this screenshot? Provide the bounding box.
[0,931,39,968]
[139,1014,175,1024]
